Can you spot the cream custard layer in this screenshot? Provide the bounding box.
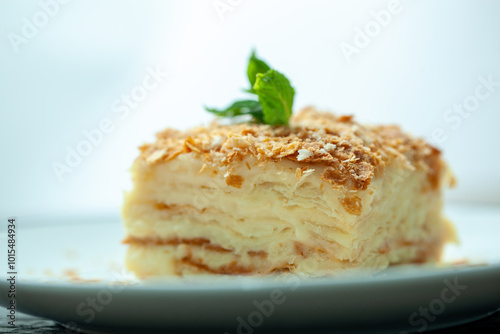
[122,108,455,277]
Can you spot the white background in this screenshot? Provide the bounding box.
[1,0,500,218]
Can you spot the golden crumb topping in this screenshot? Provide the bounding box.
[137,107,443,190]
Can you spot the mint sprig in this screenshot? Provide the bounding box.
[205,51,295,126]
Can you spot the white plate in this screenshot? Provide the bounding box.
[1,204,500,333]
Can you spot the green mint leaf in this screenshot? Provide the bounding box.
[247,50,271,89]
[205,50,295,126]
[205,100,264,123]
[253,70,295,125]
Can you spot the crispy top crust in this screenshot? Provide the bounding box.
[137,107,444,191]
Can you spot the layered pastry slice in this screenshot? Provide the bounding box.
[122,107,455,277]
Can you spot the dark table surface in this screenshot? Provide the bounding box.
[1,311,500,334]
